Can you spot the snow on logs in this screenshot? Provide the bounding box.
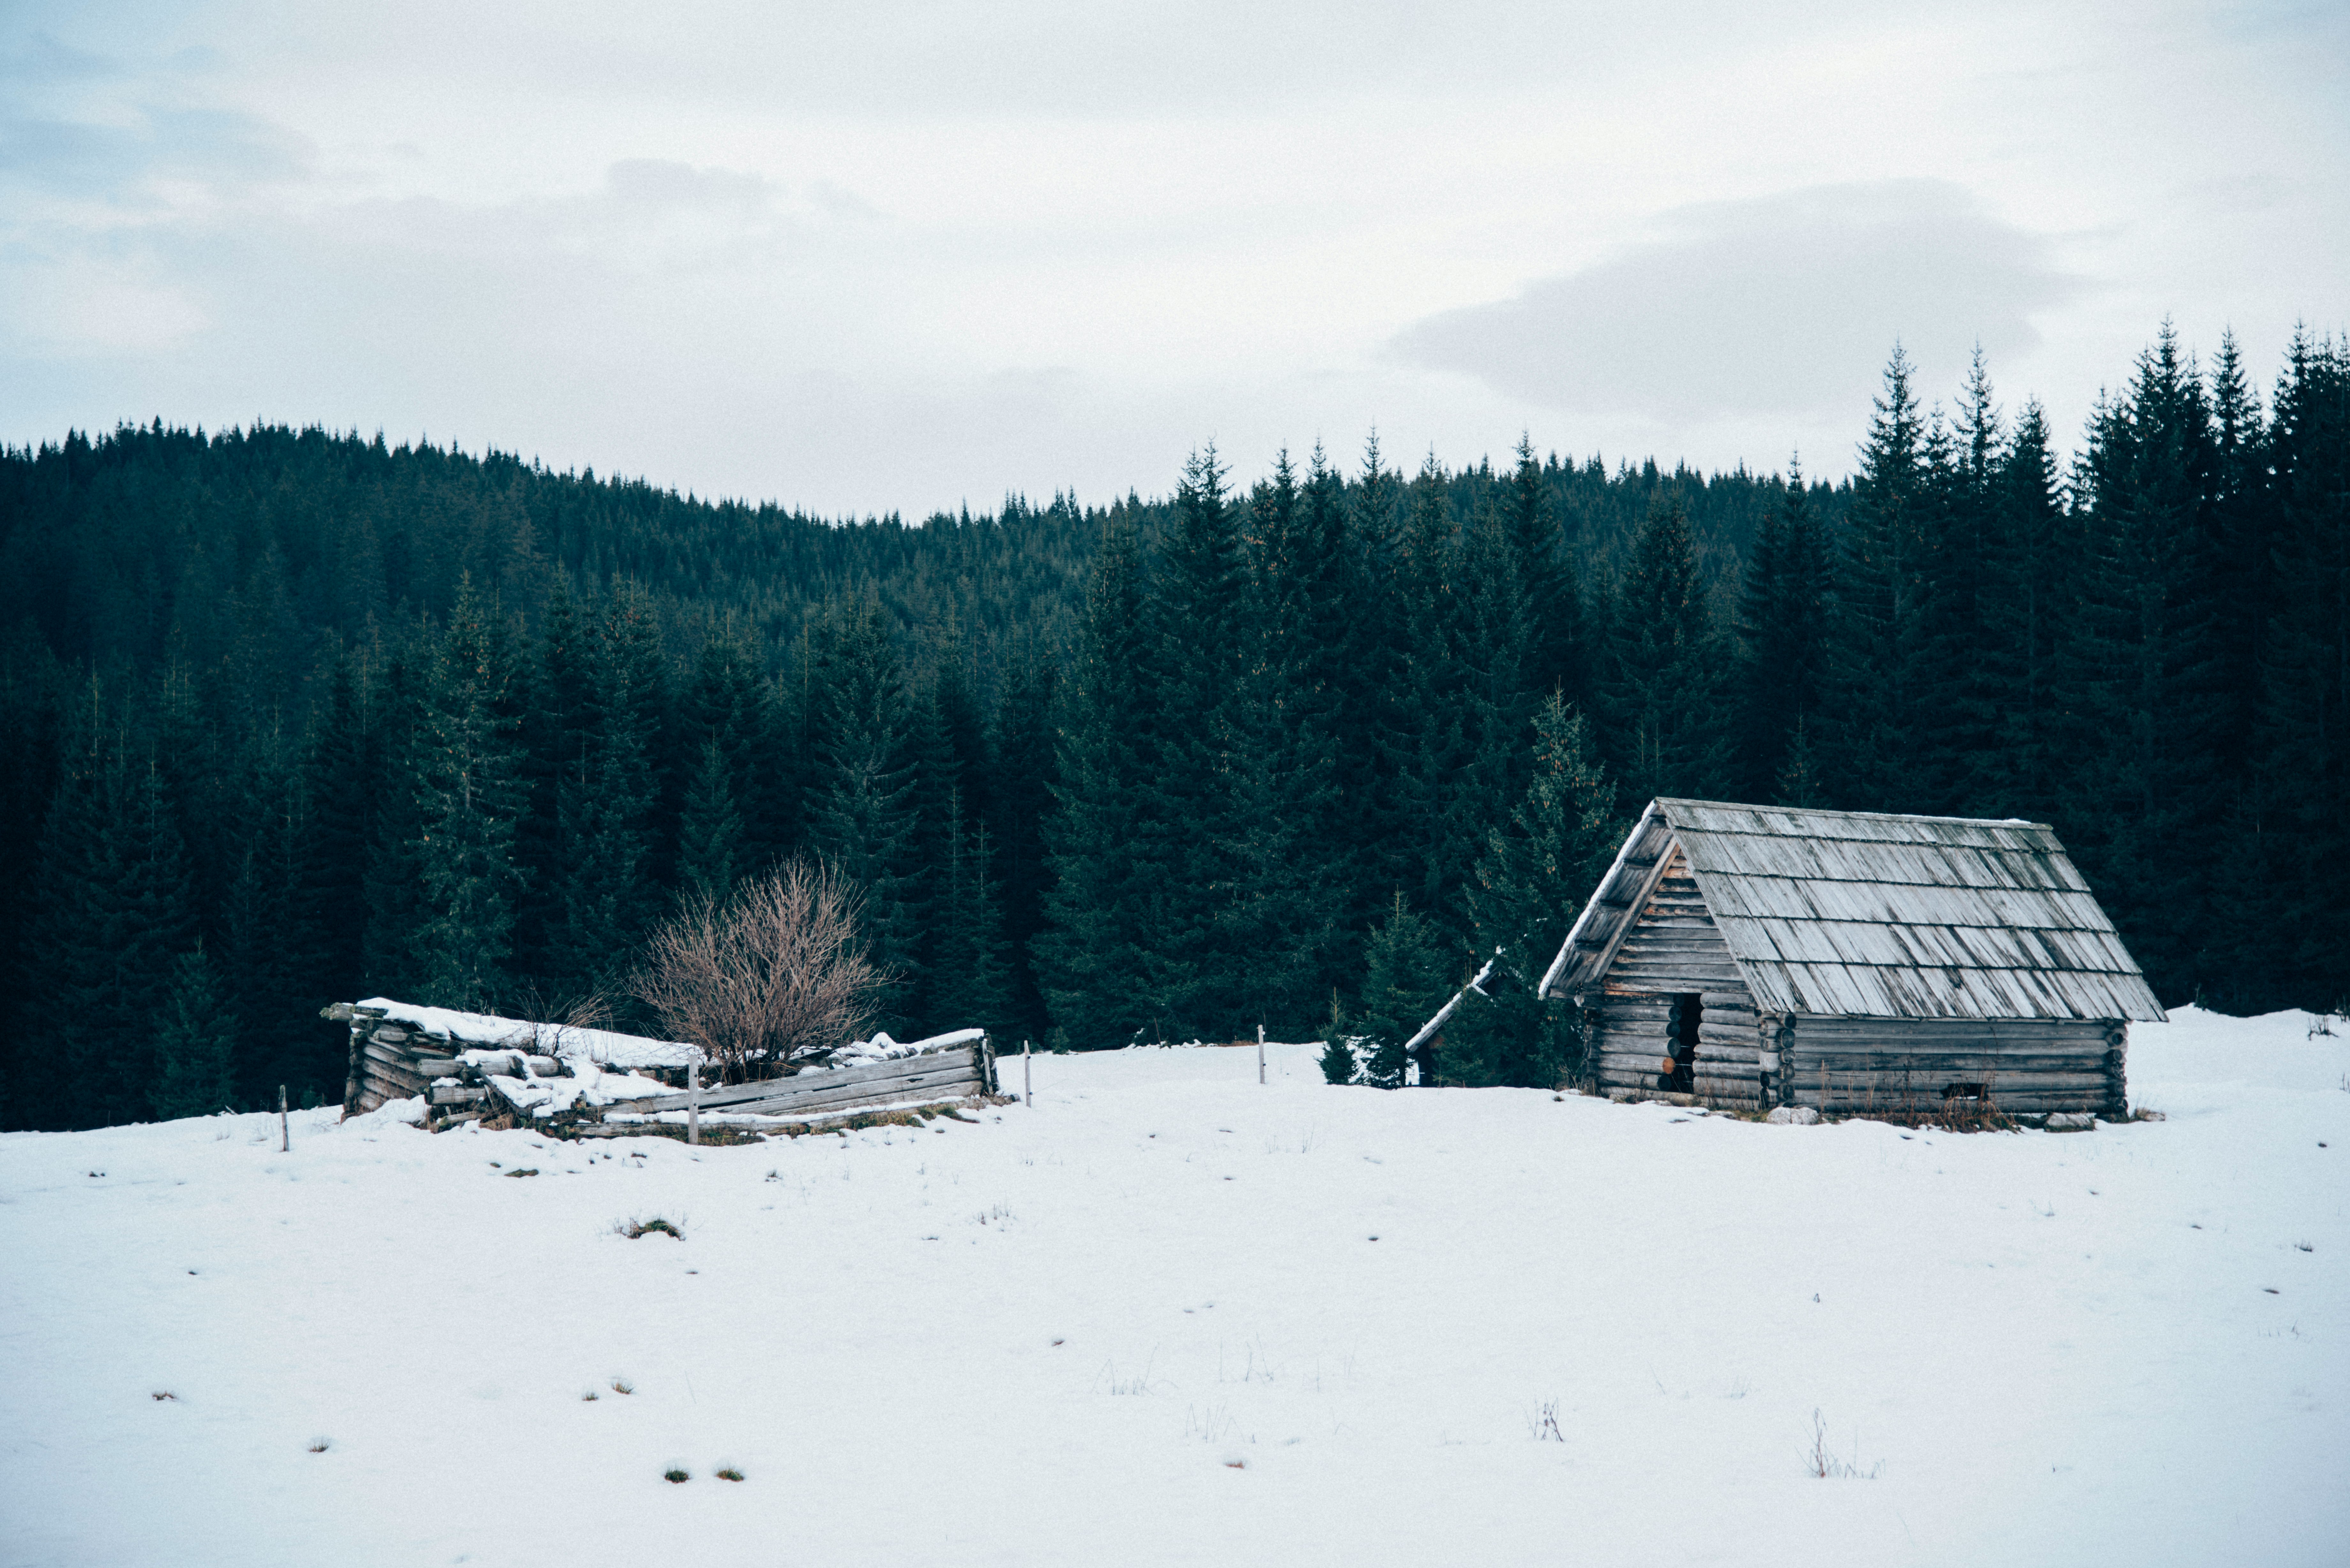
[327,1002,997,1135]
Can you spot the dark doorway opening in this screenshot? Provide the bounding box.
[1659,992,1701,1092]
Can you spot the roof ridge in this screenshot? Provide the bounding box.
[1655,797,2053,832]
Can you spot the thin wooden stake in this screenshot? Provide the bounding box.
[278,1084,289,1152]
[1257,1024,1266,1086]
[1023,1038,1033,1108]
[687,1062,701,1145]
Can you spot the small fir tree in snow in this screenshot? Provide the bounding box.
[1352,893,1450,1089]
[152,943,237,1119]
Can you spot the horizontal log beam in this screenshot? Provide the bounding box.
[629,1046,980,1113]
[709,1067,984,1119]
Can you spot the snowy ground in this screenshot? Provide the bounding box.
[2,1007,2344,1567]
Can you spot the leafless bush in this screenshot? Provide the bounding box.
[632,856,887,1079]
[498,984,619,1058]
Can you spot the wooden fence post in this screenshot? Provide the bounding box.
[279,1085,289,1152]
[687,1062,701,1145]
[1023,1038,1033,1108]
[1257,1024,1266,1086]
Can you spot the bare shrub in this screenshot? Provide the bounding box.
[498,984,620,1058]
[632,856,887,1080]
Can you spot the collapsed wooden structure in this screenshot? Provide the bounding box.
[329,999,997,1135]
[1538,799,2165,1116]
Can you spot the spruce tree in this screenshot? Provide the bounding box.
[1735,457,1829,798]
[676,739,743,906]
[152,942,238,1119]
[680,622,783,867]
[1973,401,2073,819]
[1448,695,1622,1088]
[1352,893,1451,1088]
[409,578,528,1011]
[1037,518,1163,1046]
[1825,346,1934,810]
[298,646,374,1006]
[2058,325,2229,999]
[1606,488,1730,804]
[988,634,1059,1039]
[549,585,664,997]
[1149,447,1247,1035]
[1508,433,1581,708]
[929,792,1015,1041]
[804,600,926,1031]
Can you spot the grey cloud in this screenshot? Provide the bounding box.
[1388,180,2084,418]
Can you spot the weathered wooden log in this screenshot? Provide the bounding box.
[373,1025,412,1044]
[629,1045,981,1114]
[723,1068,984,1119]
[1787,1053,2112,1076]
[427,1084,489,1107]
[1787,1019,2117,1044]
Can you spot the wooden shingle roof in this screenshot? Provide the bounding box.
[1539,799,2165,1022]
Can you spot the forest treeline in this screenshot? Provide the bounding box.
[0,323,2343,1128]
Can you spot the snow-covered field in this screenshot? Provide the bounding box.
[3,1007,2343,1567]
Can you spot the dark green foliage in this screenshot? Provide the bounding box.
[929,792,1014,1042]
[804,600,927,1031]
[1037,517,1162,1047]
[548,584,666,996]
[677,739,743,906]
[1352,894,1450,1089]
[409,578,528,1010]
[1737,458,1830,799]
[1607,488,1731,804]
[1319,1033,1357,1085]
[0,323,2343,1129]
[153,943,237,1120]
[1824,347,1935,810]
[1445,696,1620,1089]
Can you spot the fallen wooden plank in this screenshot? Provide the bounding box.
[628,1046,980,1114]
[722,1069,983,1120]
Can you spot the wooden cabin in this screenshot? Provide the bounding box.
[1537,799,2165,1117]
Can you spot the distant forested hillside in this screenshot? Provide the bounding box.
[2,324,2343,1129]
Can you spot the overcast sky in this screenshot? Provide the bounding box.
[3,1,2343,517]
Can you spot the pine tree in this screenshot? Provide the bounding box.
[1607,488,1730,803]
[298,645,374,1006]
[1387,454,1481,949]
[804,599,926,1030]
[360,643,429,999]
[1508,433,1582,708]
[2229,331,2350,1008]
[152,942,238,1120]
[222,732,317,1105]
[988,633,1058,1040]
[1447,695,1622,1088]
[1736,457,1829,798]
[1915,347,2002,814]
[680,622,783,867]
[1037,517,1163,1046]
[409,577,528,1011]
[1972,401,2073,819]
[1352,893,1451,1088]
[2058,324,2230,999]
[1826,346,1935,810]
[548,585,664,997]
[929,792,1014,1040]
[677,738,744,906]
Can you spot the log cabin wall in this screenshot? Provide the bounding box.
[1783,1016,2126,1117]
[1586,846,1770,1109]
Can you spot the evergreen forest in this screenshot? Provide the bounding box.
[2,324,2344,1129]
